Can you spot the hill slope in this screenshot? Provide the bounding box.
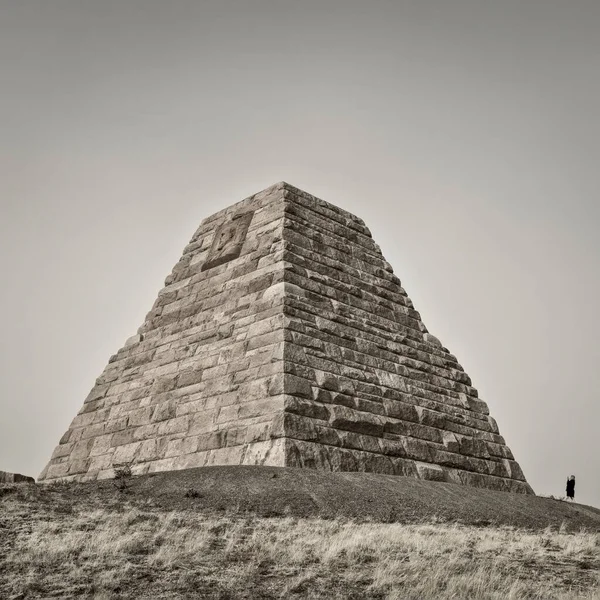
[122,466,600,530]
[1,467,599,599]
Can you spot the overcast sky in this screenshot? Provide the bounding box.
[1,0,599,506]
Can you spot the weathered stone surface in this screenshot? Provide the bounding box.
[201,211,254,272]
[39,182,532,495]
[0,470,35,484]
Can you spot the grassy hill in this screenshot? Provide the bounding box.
[1,466,599,599]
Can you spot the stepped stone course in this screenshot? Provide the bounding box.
[39,182,533,494]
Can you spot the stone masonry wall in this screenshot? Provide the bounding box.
[40,183,292,482]
[276,185,532,494]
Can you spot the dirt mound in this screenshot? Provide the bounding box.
[28,466,600,531]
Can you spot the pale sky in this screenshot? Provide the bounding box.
[1,0,599,506]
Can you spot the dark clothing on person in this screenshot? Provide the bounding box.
[566,479,575,499]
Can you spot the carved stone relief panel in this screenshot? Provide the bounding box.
[201,211,254,271]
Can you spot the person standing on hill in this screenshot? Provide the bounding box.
[566,475,576,501]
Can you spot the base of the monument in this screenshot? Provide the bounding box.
[284,439,534,495]
[39,439,288,483]
[40,436,533,495]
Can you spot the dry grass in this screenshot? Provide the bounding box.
[1,489,599,600]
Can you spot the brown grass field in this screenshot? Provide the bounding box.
[1,468,599,599]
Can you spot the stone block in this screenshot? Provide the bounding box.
[242,439,286,466]
[416,407,447,429]
[105,417,128,434]
[137,439,163,462]
[415,462,447,482]
[157,416,190,436]
[163,439,183,458]
[70,439,95,461]
[133,423,159,441]
[88,454,113,473]
[328,405,385,437]
[432,449,471,471]
[68,459,90,475]
[79,423,106,440]
[51,443,74,460]
[238,397,283,420]
[0,471,35,484]
[45,462,70,480]
[124,333,143,348]
[205,445,245,466]
[504,459,526,481]
[127,407,154,428]
[89,435,113,457]
[284,396,330,421]
[382,399,419,422]
[442,431,460,453]
[111,429,136,447]
[151,376,178,394]
[244,421,274,443]
[84,384,110,404]
[401,437,433,462]
[197,430,228,452]
[176,370,204,389]
[423,333,442,348]
[113,442,142,464]
[152,401,177,423]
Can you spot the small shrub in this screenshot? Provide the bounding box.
[0,485,17,498]
[185,488,202,499]
[46,478,71,492]
[113,463,133,491]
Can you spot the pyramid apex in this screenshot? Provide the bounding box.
[252,181,308,196]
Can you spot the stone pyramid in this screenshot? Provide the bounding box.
[40,182,533,494]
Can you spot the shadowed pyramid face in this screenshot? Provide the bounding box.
[40,182,533,495]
